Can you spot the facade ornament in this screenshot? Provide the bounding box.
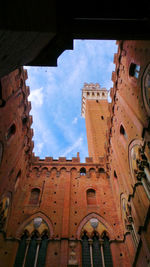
[33,217,43,228]
[68,242,78,266]
[90,218,99,229]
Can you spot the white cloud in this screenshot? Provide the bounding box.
[61,137,83,157]
[36,142,44,154]
[72,117,78,124]
[28,87,44,107]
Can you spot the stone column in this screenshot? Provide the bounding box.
[99,239,105,267]
[88,239,93,267]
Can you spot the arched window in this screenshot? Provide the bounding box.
[87,189,96,205]
[29,188,40,205]
[99,168,105,173]
[6,123,16,141]
[80,167,86,176]
[14,218,49,267]
[81,231,113,267]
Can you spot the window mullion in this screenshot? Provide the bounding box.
[34,238,41,267]
[22,238,31,267]
[89,239,94,267]
[100,239,105,267]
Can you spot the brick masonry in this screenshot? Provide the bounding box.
[0,41,150,267]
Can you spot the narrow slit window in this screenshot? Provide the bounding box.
[120,124,127,139]
[129,63,140,78]
[6,123,16,141]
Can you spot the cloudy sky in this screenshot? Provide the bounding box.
[26,40,117,162]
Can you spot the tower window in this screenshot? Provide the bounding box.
[22,116,28,126]
[6,123,16,141]
[129,63,140,78]
[80,167,86,176]
[120,124,127,138]
[101,116,104,120]
[29,188,40,205]
[114,170,117,178]
[99,168,105,173]
[87,189,96,205]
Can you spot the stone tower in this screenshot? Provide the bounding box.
[81,83,110,162]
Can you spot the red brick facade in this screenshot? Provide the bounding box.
[0,41,150,267]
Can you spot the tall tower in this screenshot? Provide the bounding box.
[81,83,110,162]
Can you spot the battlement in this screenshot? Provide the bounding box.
[81,83,108,117]
[32,154,105,166]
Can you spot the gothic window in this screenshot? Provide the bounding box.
[82,231,113,267]
[87,189,96,205]
[129,63,140,78]
[29,188,40,205]
[14,218,49,267]
[14,231,48,267]
[6,123,16,141]
[80,167,86,176]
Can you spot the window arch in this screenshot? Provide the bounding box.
[98,168,105,173]
[80,167,86,176]
[87,189,96,205]
[14,219,49,267]
[29,188,40,205]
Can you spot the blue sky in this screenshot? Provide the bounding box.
[26,40,117,162]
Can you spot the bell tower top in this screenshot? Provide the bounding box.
[81,83,108,117]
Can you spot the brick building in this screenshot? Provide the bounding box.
[0,40,150,266]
